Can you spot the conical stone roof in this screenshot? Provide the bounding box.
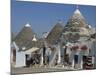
[46,22,64,45]
[14,23,35,49]
[62,7,95,43]
[63,8,92,36]
[65,8,88,28]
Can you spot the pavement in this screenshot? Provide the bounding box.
[11,66,76,74]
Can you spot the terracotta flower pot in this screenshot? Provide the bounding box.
[81,45,88,50]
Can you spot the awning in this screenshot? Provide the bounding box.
[24,47,39,54]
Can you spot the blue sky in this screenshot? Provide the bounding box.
[11,0,96,37]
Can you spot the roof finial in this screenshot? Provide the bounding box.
[58,19,62,24]
[76,5,79,9]
[25,23,31,27]
[74,5,81,14]
[32,35,37,41]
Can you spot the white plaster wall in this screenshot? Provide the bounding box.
[15,52,26,67]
